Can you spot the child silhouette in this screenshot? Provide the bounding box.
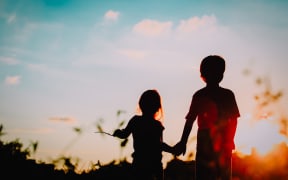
[113,89,174,180]
[174,55,240,180]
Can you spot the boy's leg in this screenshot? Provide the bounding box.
[196,154,217,180]
[218,150,232,180]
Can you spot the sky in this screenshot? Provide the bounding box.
[1,0,288,171]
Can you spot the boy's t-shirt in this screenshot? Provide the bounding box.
[185,86,240,150]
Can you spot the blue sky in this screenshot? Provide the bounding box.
[1,0,288,171]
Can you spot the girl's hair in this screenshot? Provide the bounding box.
[138,89,163,121]
[200,55,226,83]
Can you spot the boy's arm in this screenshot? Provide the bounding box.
[161,142,174,153]
[226,117,238,150]
[228,91,240,149]
[180,117,194,144]
[174,118,194,156]
[180,96,197,145]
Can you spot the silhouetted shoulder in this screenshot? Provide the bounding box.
[219,87,236,97]
[193,87,206,97]
[129,115,164,131]
[193,86,235,98]
[127,115,141,126]
[190,86,240,119]
[217,87,240,118]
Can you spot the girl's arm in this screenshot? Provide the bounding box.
[113,116,135,139]
[113,129,130,139]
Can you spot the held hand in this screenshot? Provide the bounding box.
[173,141,187,156]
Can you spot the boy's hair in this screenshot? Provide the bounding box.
[200,55,226,83]
[139,89,162,117]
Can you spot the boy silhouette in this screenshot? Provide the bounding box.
[174,55,240,180]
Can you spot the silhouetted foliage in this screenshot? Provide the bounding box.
[114,110,129,149]
[1,123,288,179]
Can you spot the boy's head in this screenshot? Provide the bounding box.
[200,55,225,84]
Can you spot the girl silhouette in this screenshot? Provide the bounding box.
[113,89,174,180]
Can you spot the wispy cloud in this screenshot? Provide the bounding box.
[132,19,173,37]
[27,63,93,84]
[104,10,120,21]
[131,15,218,38]
[176,15,217,33]
[7,13,16,24]
[0,11,16,24]
[49,116,76,124]
[117,49,147,59]
[8,127,53,134]
[0,56,20,65]
[27,63,70,79]
[4,75,21,85]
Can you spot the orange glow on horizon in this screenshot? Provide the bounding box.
[234,113,287,156]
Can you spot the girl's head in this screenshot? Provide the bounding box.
[139,89,163,120]
[200,55,225,84]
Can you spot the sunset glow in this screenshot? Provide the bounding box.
[235,114,287,156]
[0,0,288,173]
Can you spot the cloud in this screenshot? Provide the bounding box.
[132,19,173,37]
[49,116,76,124]
[27,63,67,78]
[131,15,219,38]
[0,56,20,65]
[27,63,49,72]
[117,49,147,59]
[104,10,120,21]
[0,11,16,24]
[8,127,53,134]
[4,75,21,85]
[176,15,217,33]
[7,13,16,24]
[12,21,63,43]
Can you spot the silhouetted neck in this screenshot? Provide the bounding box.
[206,83,220,88]
[142,114,155,119]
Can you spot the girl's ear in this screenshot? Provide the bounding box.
[201,76,206,82]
